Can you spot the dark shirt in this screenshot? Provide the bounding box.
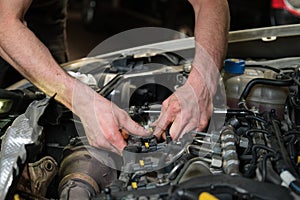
[0,0,68,88]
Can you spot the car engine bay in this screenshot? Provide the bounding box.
[1,26,300,200]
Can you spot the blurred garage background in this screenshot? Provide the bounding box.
[67,0,300,60]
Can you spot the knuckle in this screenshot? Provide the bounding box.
[184,111,193,119]
[199,119,209,130]
[170,101,181,113]
[162,100,169,108]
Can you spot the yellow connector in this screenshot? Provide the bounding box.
[297,156,300,164]
[199,192,218,200]
[131,182,138,189]
[139,160,145,167]
[149,127,153,133]
[145,142,150,149]
[14,194,20,200]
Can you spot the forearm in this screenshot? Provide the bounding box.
[192,0,229,67]
[0,1,150,151]
[188,0,230,94]
[0,18,86,111]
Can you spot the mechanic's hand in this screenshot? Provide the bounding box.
[73,83,150,155]
[153,69,213,140]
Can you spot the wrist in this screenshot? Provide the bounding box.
[187,66,219,98]
[70,79,102,115]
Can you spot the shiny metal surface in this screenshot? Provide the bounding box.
[0,98,50,200]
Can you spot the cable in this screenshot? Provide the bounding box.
[262,153,277,182]
[245,129,272,137]
[244,115,269,125]
[271,118,298,176]
[291,181,300,194]
[245,64,281,73]
[244,144,277,177]
[242,129,273,155]
[280,171,300,195]
[252,144,277,154]
[242,135,254,155]
[286,130,300,135]
[284,134,297,164]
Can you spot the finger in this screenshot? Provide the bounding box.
[104,126,127,154]
[153,95,182,138]
[161,97,170,113]
[150,119,157,127]
[151,116,164,139]
[90,114,126,152]
[197,115,210,131]
[151,99,168,133]
[91,116,127,153]
[179,122,199,139]
[169,105,202,140]
[119,112,151,137]
[152,125,162,141]
[152,97,173,136]
[197,103,213,131]
[169,116,183,140]
[169,115,188,140]
[87,132,122,155]
[153,106,174,138]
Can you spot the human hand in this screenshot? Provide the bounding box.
[153,69,214,140]
[72,83,150,155]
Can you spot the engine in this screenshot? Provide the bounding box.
[1,50,300,200]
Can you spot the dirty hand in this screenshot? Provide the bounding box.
[73,83,150,155]
[153,69,214,140]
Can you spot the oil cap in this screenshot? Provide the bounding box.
[224,59,245,74]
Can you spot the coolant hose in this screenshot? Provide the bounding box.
[238,78,293,107]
